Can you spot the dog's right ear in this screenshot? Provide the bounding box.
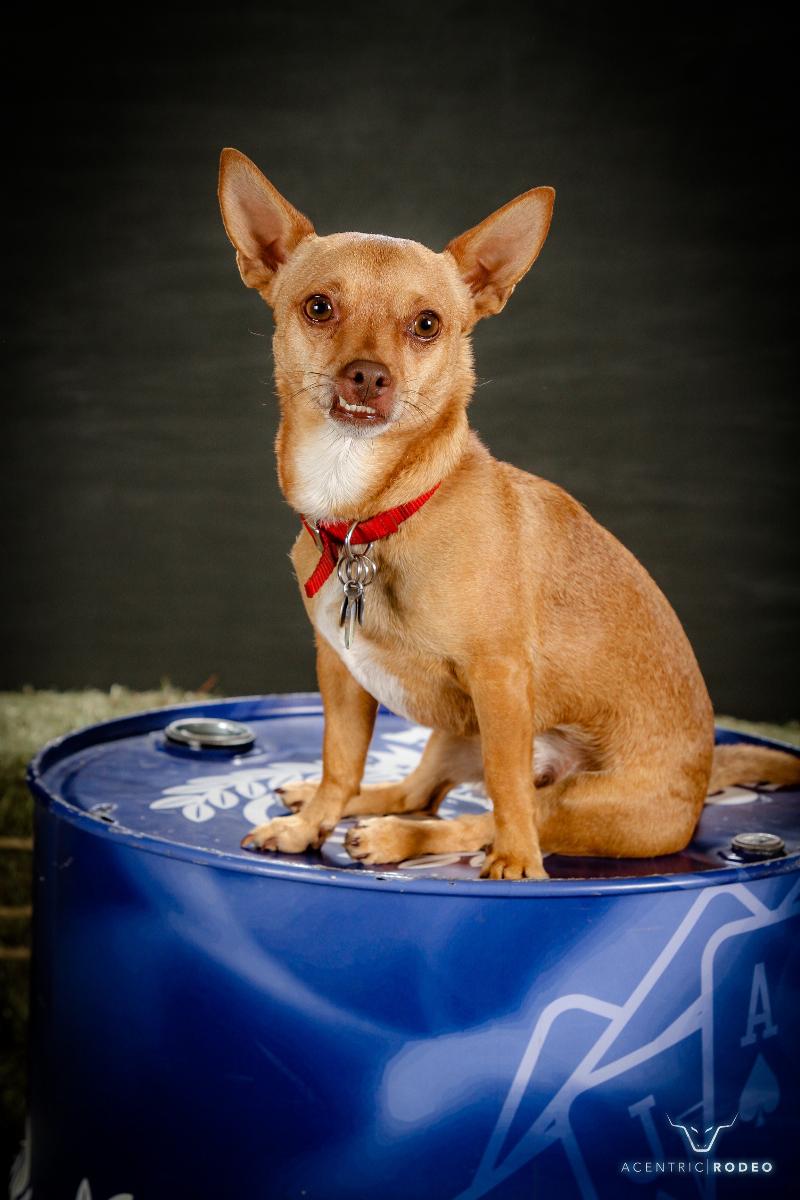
[218,149,314,297]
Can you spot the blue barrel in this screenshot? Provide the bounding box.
[20,695,800,1199]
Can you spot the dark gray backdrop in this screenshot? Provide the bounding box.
[3,3,797,717]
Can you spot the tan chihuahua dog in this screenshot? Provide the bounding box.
[219,148,799,880]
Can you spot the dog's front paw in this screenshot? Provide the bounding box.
[274,779,320,813]
[241,814,322,854]
[480,848,548,881]
[345,818,413,865]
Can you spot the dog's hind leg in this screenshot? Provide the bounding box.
[345,767,706,867]
[345,729,483,816]
[536,761,708,858]
[275,779,320,812]
[345,812,494,865]
[280,729,483,817]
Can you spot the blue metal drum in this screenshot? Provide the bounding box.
[21,695,800,1199]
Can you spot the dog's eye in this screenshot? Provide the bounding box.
[303,294,334,323]
[411,311,440,340]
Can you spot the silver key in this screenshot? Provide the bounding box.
[340,581,364,649]
[337,523,377,649]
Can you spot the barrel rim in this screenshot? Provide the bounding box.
[27,693,800,899]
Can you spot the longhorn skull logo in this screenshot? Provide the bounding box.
[667,1113,738,1154]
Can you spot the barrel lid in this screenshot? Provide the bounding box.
[27,694,800,897]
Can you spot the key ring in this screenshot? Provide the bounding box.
[343,521,373,560]
[337,521,378,649]
[338,555,377,587]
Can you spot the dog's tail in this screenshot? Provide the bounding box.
[709,742,800,793]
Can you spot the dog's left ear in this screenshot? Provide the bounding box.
[218,148,315,298]
[445,187,555,321]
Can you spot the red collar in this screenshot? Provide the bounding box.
[301,483,441,597]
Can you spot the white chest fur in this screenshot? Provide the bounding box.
[290,427,378,520]
[312,580,413,721]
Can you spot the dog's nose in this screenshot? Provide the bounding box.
[339,359,394,405]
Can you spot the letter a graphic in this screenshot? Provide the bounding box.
[740,962,778,1047]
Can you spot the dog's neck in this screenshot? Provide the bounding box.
[275,403,471,523]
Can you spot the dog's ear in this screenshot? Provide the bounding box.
[218,148,314,297]
[445,187,555,321]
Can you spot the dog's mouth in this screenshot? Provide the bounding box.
[329,394,391,427]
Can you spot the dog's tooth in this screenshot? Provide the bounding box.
[335,394,378,417]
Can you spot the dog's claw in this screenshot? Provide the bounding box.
[480,848,548,881]
[272,780,319,813]
[344,819,408,865]
[344,827,368,860]
[240,814,321,855]
[241,831,277,852]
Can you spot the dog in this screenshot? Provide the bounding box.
[218,148,800,880]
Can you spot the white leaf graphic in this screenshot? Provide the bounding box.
[150,796,199,811]
[148,730,445,830]
[183,801,215,822]
[705,786,760,806]
[206,789,239,810]
[75,1182,92,1200]
[234,780,267,800]
[400,853,462,870]
[158,781,219,796]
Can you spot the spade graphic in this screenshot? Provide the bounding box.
[739,1053,780,1126]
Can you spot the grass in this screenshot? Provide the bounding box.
[1,689,798,1170]
[713,715,800,749]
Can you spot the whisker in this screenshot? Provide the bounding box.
[403,387,435,407]
[400,388,437,420]
[284,379,330,404]
[397,394,436,430]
